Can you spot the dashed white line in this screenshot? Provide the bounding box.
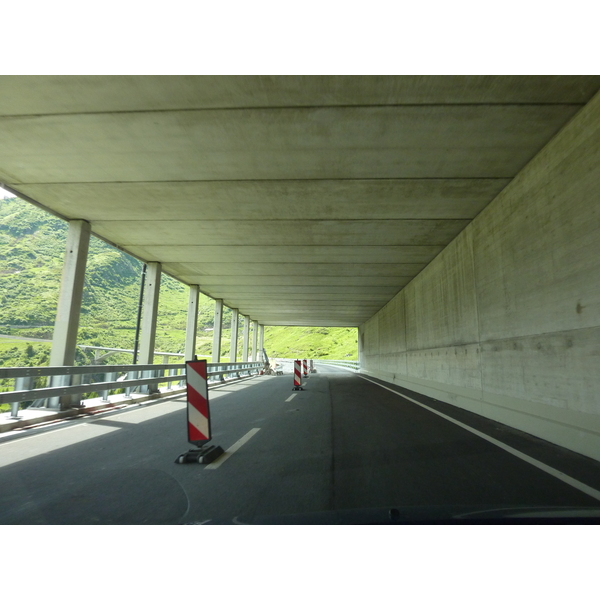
[360,376,600,502]
[284,394,297,403]
[204,427,261,470]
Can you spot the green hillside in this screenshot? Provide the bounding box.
[264,326,357,360]
[0,195,358,375]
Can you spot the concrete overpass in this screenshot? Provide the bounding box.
[1,76,599,462]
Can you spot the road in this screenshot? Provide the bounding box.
[1,365,600,524]
[0,334,52,342]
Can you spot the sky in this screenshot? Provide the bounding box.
[0,185,16,199]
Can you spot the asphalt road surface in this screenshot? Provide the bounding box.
[1,366,600,524]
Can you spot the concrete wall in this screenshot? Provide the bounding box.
[359,90,600,462]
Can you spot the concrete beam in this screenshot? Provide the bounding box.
[264,322,359,326]
[138,262,161,365]
[212,299,223,363]
[224,293,396,301]
[28,179,509,222]
[2,76,598,116]
[50,219,91,367]
[184,285,199,361]
[165,262,428,278]
[1,105,584,184]
[199,286,401,296]
[124,245,446,265]
[190,275,413,287]
[93,219,471,248]
[229,308,239,363]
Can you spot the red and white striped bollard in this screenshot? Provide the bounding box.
[293,359,303,390]
[175,359,224,464]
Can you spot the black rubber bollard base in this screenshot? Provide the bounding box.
[175,444,224,465]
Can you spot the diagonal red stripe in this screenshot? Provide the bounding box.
[188,360,207,378]
[187,385,209,419]
[189,422,208,442]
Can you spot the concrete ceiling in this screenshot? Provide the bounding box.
[1,76,599,327]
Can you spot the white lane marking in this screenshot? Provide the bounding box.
[284,394,297,403]
[360,376,600,502]
[204,428,261,470]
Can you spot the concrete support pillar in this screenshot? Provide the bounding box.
[229,308,239,363]
[50,220,91,368]
[212,299,223,363]
[251,320,258,362]
[259,324,265,359]
[184,285,199,361]
[49,220,91,410]
[242,316,250,362]
[138,262,161,366]
[358,327,364,368]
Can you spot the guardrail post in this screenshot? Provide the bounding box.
[124,369,137,398]
[164,356,172,390]
[140,370,149,394]
[148,366,159,394]
[102,371,116,402]
[124,372,131,399]
[71,373,82,407]
[11,376,33,417]
[47,374,71,409]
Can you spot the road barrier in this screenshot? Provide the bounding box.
[175,359,224,464]
[314,359,360,372]
[293,360,303,390]
[303,359,309,378]
[186,360,211,443]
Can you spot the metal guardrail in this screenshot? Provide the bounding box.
[0,361,263,418]
[266,358,360,372]
[314,359,360,372]
[78,345,190,357]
